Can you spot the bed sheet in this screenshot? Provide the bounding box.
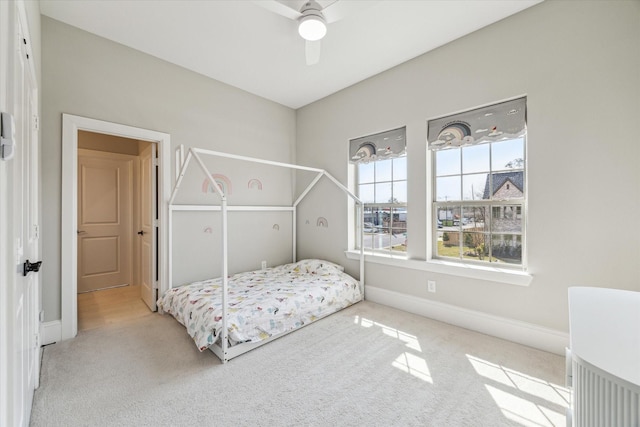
[158,259,362,351]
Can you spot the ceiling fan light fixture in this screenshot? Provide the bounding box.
[298,14,326,41]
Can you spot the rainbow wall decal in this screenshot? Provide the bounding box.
[316,217,329,228]
[248,178,263,190]
[203,226,213,234]
[202,174,232,195]
[272,224,280,231]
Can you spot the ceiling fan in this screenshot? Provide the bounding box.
[255,0,361,65]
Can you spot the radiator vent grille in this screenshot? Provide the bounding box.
[572,357,640,427]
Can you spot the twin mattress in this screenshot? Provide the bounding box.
[158,259,362,351]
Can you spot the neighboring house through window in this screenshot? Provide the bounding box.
[427,97,526,267]
[350,127,407,254]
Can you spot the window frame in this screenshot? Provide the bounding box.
[356,156,408,256]
[427,97,528,270]
[430,137,527,270]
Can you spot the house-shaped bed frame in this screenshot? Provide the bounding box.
[168,147,365,363]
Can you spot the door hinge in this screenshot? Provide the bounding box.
[39,310,44,322]
[33,224,39,238]
[35,333,39,348]
[33,115,39,131]
[153,219,159,227]
[153,158,159,167]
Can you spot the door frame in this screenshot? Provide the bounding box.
[61,114,170,340]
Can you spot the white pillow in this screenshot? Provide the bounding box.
[289,259,344,274]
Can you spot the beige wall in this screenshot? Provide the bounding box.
[295,0,640,332]
[39,1,640,333]
[41,17,296,321]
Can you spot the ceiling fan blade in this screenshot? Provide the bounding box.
[323,0,381,23]
[253,0,301,20]
[305,40,321,65]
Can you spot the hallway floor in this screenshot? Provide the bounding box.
[78,285,151,331]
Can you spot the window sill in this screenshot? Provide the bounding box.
[344,250,532,286]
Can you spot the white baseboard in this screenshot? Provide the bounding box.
[40,290,568,353]
[365,286,568,356]
[41,320,61,346]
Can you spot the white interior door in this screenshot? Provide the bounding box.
[10,9,40,426]
[140,143,157,310]
[77,151,133,293]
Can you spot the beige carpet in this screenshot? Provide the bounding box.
[30,301,569,426]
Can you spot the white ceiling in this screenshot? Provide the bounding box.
[39,0,542,109]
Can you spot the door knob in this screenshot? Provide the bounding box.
[23,259,42,277]
[77,230,87,234]
[137,230,145,235]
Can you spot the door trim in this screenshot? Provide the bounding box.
[61,115,170,340]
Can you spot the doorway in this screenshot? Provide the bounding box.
[76,131,154,331]
[60,115,171,341]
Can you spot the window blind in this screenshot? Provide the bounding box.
[349,126,406,164]
[427,97,526,151]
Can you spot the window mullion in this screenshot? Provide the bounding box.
[390,160,394,202]
[372,162,376,203]
[490,144,495,262]
[459,150,464,261]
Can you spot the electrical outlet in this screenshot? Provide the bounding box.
[427,280,436,293]
[261,260,267,270]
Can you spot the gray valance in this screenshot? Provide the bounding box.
[349,126,406,164]
[427,97,526,150]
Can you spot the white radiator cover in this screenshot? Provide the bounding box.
[570,352,640,427]
[568,287,640,427]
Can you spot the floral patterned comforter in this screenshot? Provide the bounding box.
[158,259,362,351]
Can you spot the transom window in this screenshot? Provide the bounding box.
[428,98,526,267]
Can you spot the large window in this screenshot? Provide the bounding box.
[428,98,526,267]
[350,127,407,254]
